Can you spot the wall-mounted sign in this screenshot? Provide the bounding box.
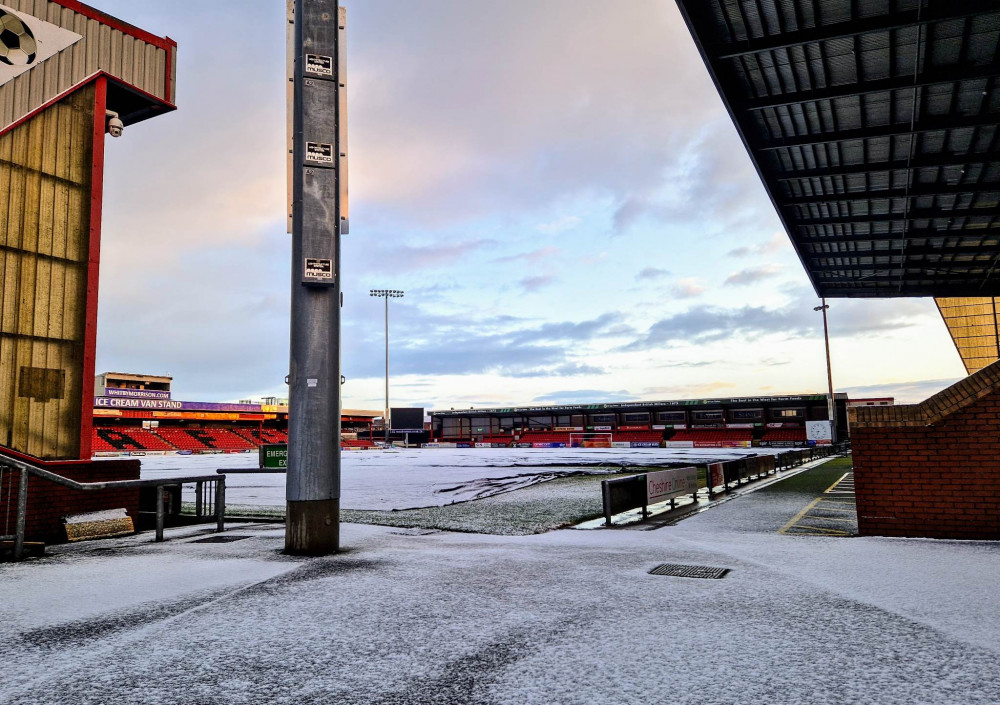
[104,388,171,400]
[806,420,833,445]
[304,258,333,279]
[305,54,333,76]
[0,4,83,87]
[305,141,335,164]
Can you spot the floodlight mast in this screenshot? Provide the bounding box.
[286,0,347,556]
[370,289,403,444]
[813,299,837,444]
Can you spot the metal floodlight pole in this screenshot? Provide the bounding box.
[286,0,347,556]
[813,299,837,444]
[370,289,403,444]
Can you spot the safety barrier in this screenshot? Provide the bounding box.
[602,445,847,525]
[0,453,226,561]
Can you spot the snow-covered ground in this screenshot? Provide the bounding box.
[138,446,767,510]
[2,469,998,705]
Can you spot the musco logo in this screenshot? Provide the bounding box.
[306,142,334,164]
[305,258,333,279]
[305,54,333,77]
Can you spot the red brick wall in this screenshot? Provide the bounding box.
[0,459,140,544]
[853,389,1000,540]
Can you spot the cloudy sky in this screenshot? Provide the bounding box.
[91,0,965,408]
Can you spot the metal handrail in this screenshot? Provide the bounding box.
[0,453,226,561]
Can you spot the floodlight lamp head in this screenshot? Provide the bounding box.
[813,304,829,312]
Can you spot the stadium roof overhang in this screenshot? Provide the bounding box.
[675,0,1000,298]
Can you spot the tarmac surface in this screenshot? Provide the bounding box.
[2,457,998,705]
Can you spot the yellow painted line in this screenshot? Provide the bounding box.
[778,497,822,534]
[823,472,851,494]
[789,524,851,535]
[812,506,856,514]
[804,515,856,523]
[784,527,850,537]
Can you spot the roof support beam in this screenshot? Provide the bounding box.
[807,260,999,272]
[759,112,999,151]
[774,150,1000,181]
[794,205,1000,226]
[805,246,1000,259]
[783,182,1000,206]
[745,62,1000,112]
[816,272,993,284]
[797,228,1000,245]
[711,0,999,60]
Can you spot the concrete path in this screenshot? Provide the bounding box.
[1,463,997,705]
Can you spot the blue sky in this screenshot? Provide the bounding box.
[91,0,965,408]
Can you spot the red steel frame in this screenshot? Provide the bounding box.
[77,76,107,460]
[50,0,175,50]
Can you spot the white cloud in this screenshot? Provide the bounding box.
[672,277,706,298]
[725,264,785,286]
[537,216,582,235]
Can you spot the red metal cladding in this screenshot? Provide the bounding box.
[50,0,175,51]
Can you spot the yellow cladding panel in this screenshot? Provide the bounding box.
[0,85,94,459]
[936,297,1000,375]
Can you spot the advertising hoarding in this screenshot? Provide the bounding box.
[103,388,171,400]
[95,397,261,413]
[646,467,698,505]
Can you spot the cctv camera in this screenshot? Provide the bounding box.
[106,111,124,138]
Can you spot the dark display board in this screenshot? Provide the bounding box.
[391,407,425,432]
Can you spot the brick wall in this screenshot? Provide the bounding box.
[0,459,140,544]
[850,361,1000,540]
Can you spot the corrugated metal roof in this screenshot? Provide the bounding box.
[676,0,1000,297]
[0,0,175,135]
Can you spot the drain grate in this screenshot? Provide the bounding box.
[648,563,730,579]
[190,535,252,544]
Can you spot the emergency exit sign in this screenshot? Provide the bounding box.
[260,444,288,469]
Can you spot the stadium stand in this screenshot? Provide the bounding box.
[198,428,257,451]
[94,427,173,452]
[154,428,215,451]
[669,429,752,446]
[761,429,806,444]
[250,428,288,445]
[518,432,572,444]
[91,430,116,453]
[613,430,663,443]
[478,435,514,445]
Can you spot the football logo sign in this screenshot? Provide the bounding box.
[0,4,83,87]
[0,10,35,66]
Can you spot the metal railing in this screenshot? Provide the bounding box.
[0,453,226,561]
[601,444,849,526]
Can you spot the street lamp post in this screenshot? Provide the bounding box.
[813,299,837,443]
[370,289,403,444]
